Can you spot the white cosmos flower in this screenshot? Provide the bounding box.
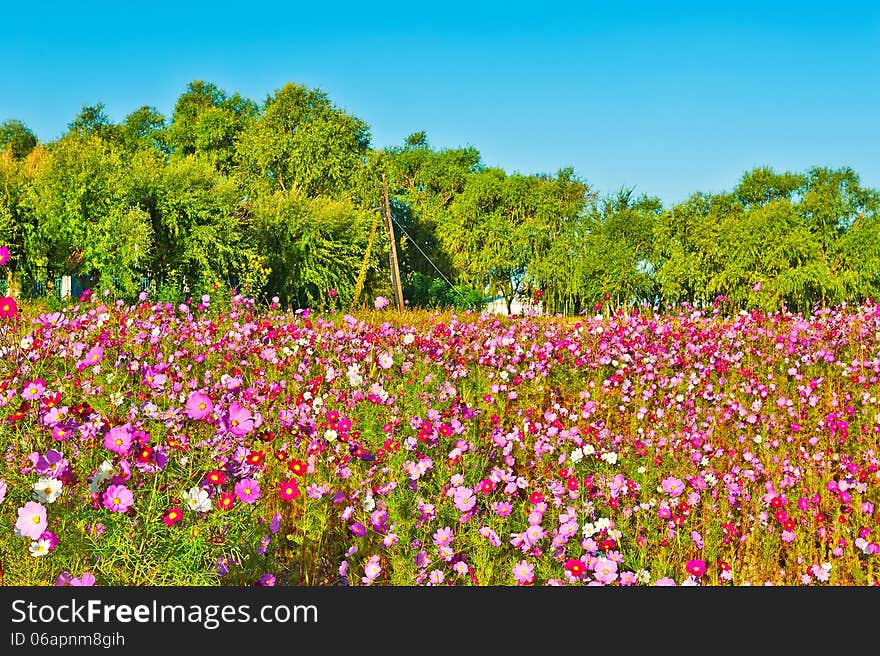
[183,486,211,513]
[33,477,63,504]
[29,539,51,557]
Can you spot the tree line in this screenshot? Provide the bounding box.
[2,80,879,315]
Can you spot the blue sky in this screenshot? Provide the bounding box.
[1,0,878,206]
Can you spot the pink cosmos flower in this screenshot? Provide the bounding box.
[22,379,46,400]
[593,557,619,584]
[452,486,476,512]
[104,425,133,455]
[83,345,103,366]
[363,555,382,582]
[186,392,213,420]
[103,485,134,512]
[234,478,260,504]
[15,501,48,539]
[0,245,9,266]
[72,573,96,586]
[432,526,453,547]
[661,476,685,497]
[227,402,254,436]
[512,560,534,585]
[374,296,390,310]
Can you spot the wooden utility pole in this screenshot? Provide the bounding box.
[382,173,405,312]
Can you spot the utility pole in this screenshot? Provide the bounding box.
[382,173,405,312]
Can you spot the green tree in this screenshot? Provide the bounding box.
[167,81,258,174]
[118,105,168,154]
[67,103,116,139]
[235,82,370,197]
[249,190,380,309]
[571,189,661,312]
[24,135,153,296]
[0,119,37,159]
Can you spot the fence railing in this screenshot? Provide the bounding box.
[2,274,153,300]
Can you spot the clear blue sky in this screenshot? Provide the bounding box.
[2,0,878,206]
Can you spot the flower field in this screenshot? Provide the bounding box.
[1,288,879,587]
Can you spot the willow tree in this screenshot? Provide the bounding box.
[248,190,381,310]
[23,135,153,296]
[235,82,370,198]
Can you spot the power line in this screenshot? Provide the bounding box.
[388,214,473,304]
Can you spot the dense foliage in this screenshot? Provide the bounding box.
[2,81,879,314]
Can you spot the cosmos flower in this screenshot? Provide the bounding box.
[15,502,47,540]
[183,486,212,513]
[103,485,134,513]
[185,392,213,420]
[104,425,133,455]
[234,479,260,504]
[162,507,184,526]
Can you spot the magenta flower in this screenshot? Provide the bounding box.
[685,559,707,578]
[227,402,254,436]
[185,391,213,420]
[15,502,48,539]
[103,485,134,512]
[72,573,96,586]
[0,245,9,266]
[104,425,133,455]
[234,478,261,504]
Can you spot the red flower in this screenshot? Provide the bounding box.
[217,492,235,510]
[287,459,307,476]
[246,451,264,466]
[206,470,227,486]
[564,558,586,577]
[0,296,18,318]
[278,479,300,502]
[162,507,183,527]
[566,477,579,491]
[528,491,543,504]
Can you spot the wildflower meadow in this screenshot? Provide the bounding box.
[1,275,879,587]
